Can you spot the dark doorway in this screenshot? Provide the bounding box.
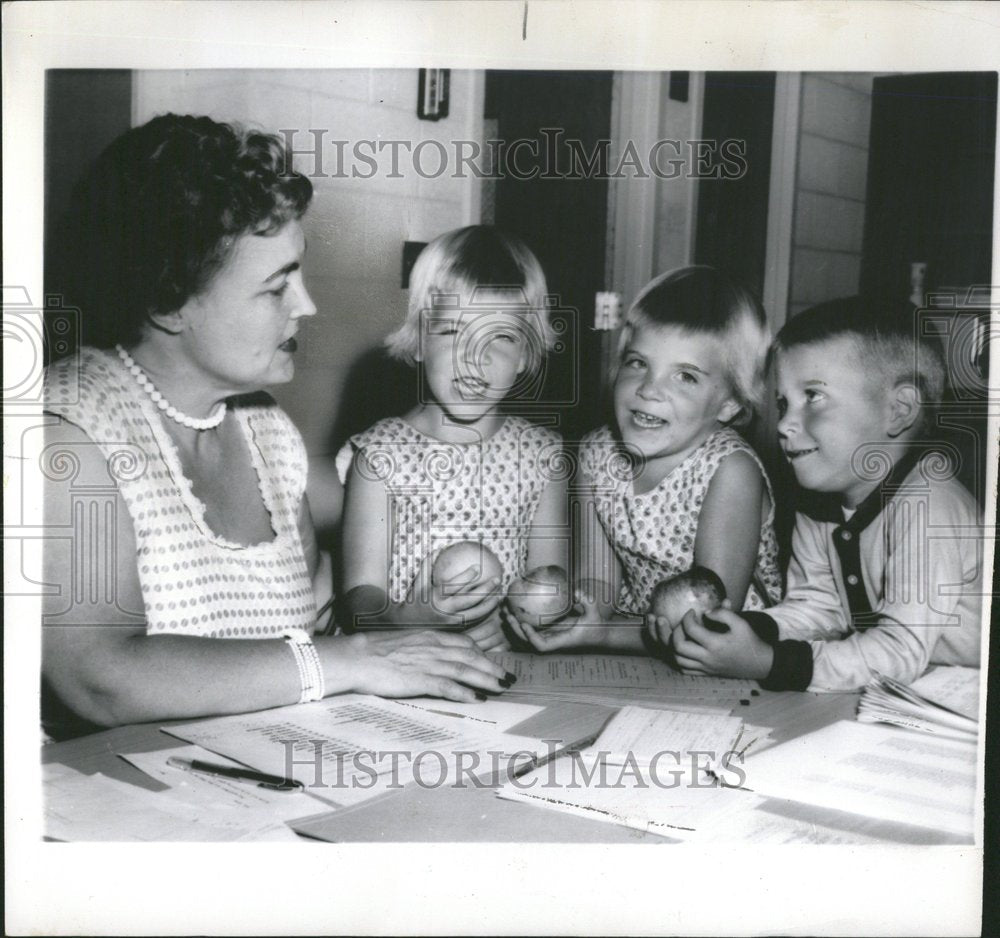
[862,72,997,507]
[861,72,997,305]
[44,69,133,361]
[485,70,614,439]
[695,72,776,299]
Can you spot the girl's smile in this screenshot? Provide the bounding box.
[414,295,530,435]
[629,409,668,430]
[614,323,739,484]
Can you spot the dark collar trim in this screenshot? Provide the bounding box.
[798,445,925,529]
[841,445,925,535]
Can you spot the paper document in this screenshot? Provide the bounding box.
[498,652,752,694]
[44,763,305,842]
[691,789,888,845]
[743,720,978,838]
[496,652,754,708]
[391,697,543,731]
[591,705,745,775]
[496,756,743,838]
[167,694,547,806]
[858,668,979,741]
[909,666,980,721]
[120,744,327,833]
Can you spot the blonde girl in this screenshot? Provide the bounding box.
[340,226,568,651]
[511,265,782,653]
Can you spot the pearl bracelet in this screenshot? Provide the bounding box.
[282,629,325,704]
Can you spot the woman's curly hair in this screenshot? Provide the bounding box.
[57,113,313,347]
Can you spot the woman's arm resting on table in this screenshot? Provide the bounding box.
[42,420,506,727]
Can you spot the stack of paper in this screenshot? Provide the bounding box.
[594,705,746,774]
[496,652,754,712]
[495,705,750,837]
[689,789,889,844]
[857,667,979,742]
[44,759,312,842]
[742,719,978,839]
[389,697,544,731]
[167,694,548,807]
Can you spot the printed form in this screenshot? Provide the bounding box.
[167,694,545,807]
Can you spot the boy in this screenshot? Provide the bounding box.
[665,298,984,692]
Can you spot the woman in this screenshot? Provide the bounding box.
[42,114,508,739]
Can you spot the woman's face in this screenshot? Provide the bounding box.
[180,220,316,392]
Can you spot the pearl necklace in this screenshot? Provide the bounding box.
[116,344,227,431]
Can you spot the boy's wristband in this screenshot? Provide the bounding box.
[759,639,814,692]
[740,612,813,691]
[741,611,780,645]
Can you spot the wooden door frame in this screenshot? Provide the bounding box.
[605,70,802,334]
[604,71,705,309]
[762,72,802,333]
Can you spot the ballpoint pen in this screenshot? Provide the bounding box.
[166,756,304,792]
[510,731,603,780]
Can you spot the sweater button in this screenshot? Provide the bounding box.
[840,530,853,541]
[846,574,859,585]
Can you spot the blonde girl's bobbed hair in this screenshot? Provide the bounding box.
[385,225,554,375]
[616,265,771,426]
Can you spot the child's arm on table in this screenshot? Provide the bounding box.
[754,512,848,640]
[645,451,762,647]
[341,454,502,631]
[670,512,852,683]
[670,607,774,680]
[764,491,977,690]
[668,507,842,683]
[693,451,763,606]
[472,477,571,652]
[671,493,979,689]
[526,476,571,571]
[508,481,646,653]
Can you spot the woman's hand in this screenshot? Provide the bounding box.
[327,630,509,703]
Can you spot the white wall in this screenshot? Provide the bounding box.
[787,73,874,316]
[134,68,483,455]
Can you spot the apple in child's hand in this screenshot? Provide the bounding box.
[648,565,727,630]
[506,565,571,629]
[432,540,503,589]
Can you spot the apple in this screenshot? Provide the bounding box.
[506,565,571,628]
[432,540,503,590]
[648,565,727,625]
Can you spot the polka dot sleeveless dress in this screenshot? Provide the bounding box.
[578,425,783,615]
[343,416,563,602]
[44,348,316,637]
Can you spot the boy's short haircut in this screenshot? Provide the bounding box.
[385,225,553,375]
[617,265,771,426]
[772,297,947,407]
